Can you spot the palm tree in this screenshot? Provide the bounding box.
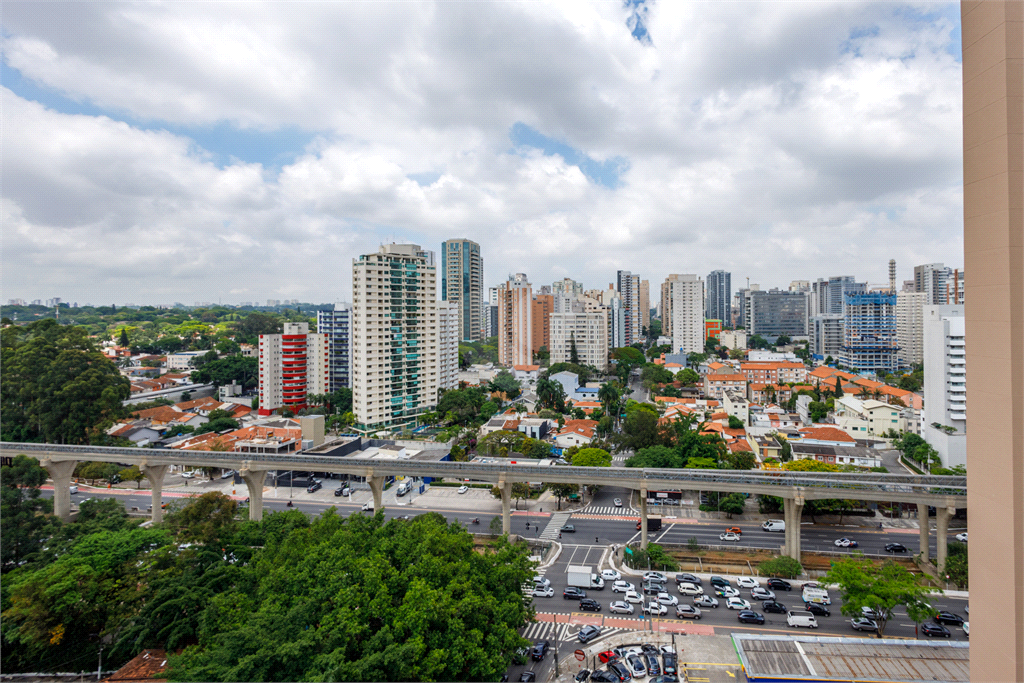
[536,378,564,411]
[598,383,620,427]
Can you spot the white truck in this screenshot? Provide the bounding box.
[802,586,831,605]
[567,565,605,590]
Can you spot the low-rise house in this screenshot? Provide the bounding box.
[572,400,603,415]
[790,442,883,469]
[513,364,541,382]
[834,396,905,438]
[746,434,782,463]
[553,419,599,448]
[722,390,749,425]
[130,405,205,429]
[794,425,858,446]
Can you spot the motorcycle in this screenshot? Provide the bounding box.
[287,501,294,508]
[471,518,480,525]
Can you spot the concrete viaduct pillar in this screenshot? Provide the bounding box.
[639,489,648,550]
[40,459,77,521]
[936,506,955,575]
[140,463,169,523]
[499,480,511,535]
[917,503,930,562]
[782,495,804,561]
[240,468,268,522]
[365,475,384,512]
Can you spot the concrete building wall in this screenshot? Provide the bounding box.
[896,291,927,367]
[923,305,966,467]
[664,274,704,355]
[441,238,484,341]
[531,294,553,355]
[550,311,610,371]
[258,322,328,416]
[438,301,460,391]
[497,273,533,367]
[809,314,844,359]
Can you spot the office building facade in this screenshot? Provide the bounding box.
[706,270,732,326]
[809,314,844,360]
[316,304,352,394]
[441,238,484,341]
[745,290,808,338]
[838,292,899,374]
[258,322,328,416]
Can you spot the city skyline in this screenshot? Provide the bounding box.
[2,2,964,303]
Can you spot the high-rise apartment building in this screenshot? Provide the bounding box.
[706,271,732,325]
[441,239,484,341]
[838,292,899,374]
[914,263,950,306]
[550,308,609,371]
[316,303,352,394]
[484,286,499,338]
[531,294,553,355]
[826,276,860,314]
[745,290,808,338]
[896,291,927,368]
[552,278,583,297]
[809,314,844,360]
[923,304,966,468]
[662,274,704,355]
[257,322,328,416]
[638,279,650,333]
[496,273,533,367]
[945,269,965,305]
[351,243,439,432]
[616,270,641,345]
[438,301,460,391]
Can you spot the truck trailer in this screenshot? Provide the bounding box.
[566,565,605,590]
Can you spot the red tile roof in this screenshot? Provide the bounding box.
[104,648,168,682]
[799,426,856,443]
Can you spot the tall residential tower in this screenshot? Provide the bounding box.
[706,270,732,326]
[441,239,484,341]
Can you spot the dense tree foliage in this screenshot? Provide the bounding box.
[570,447,611,468]
[190,355,258,388]
[824,557,937,636]
[1,455,53,570]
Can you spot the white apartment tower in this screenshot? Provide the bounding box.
[663,274,705,355]
[896,291,927,367]
[352,243,439,433]
[438,301,460,390]
[441,238,484,341]
[923,304,966,467]
[616,270,641,345]
[914,263,950,305]
[257,322,328,416]
[550,308,610,371]
[497,273,533,367]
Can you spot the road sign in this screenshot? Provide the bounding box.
[574,649,586,661]
[624,547,633,555]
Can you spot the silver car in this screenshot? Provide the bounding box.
[694,595,719,609]
[610,601,635,615]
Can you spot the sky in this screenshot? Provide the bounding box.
[1,1,965,306]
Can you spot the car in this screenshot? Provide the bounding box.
[610,601,635,615]
[676,573,702,586]
[589,671,618,683]
[675,604,702,620]
[762,519,785,530]
[575,670,593,683]
[180,471,195,479]
[602,569,622,582]
[564,587,587,600]
[627,654,647,678]
[851,617,879,632]
[677,582,703,596]
[834,538,859,548]
[736,577,759,589]
[884,543,908,553]
[644,571,668,582]
[922,623,952,638]
[578,625,602,643]
[861,606,880,620]
[531,640,549,660]
[934,611,965,626]
[656,592,678,606]
[532,586,554,598]
[714,586,740,598]
[719,532,741,542]
[762,600,787,614]
[534,576,551,588]
[613,580,635,593]
[751,587,775,601]
[766,578,792,591]
[597,651,619,664]
[709,575,731,589]
[693,595,719,609]
[725,526,742,535]
[220,469,236,479]
[644,653,661,677]
[513,647,530,665]
[962,622,969,638]
[361,501,374,511]
[334,487,346,497]
[662,652,678,675]
[307,481,322,493]
[643,582,665,595]
[579,598,602,612]
[955,532,968,542]
[726,597,752,610]
[457,485,469,494]
[519,672,537,682]
[805,602,831,617]
[644,601,669,616]
[561,524,576,533]
[614,498,623,507]
[69,486,79,494]
[640,644,660,655]
[737,610,765,624]
[624,590,644,604]
[608,661,633,682]
[649,676,679,683]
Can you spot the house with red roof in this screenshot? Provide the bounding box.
[554,419,599,448]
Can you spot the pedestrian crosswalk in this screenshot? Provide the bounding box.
[521,621,562,640]
[579,505,632,516]
[540,512,573,540]
[521,620,632,641]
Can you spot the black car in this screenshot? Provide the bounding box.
[650,677,679,683]
[531,640,549,660]
[579,598,602,613]
[640,644,660,655]
[564,587,587,600]
[642,583,663,595]
[662,652,678,675]
[762,600,787,614]
[710,576,731,589]
[589,671,618,683]
[805,602,831,617]
[767,578,792,591]
[307,481,322,493]
[575,670,592,682]
[608,661,633,682]
[334,487,345,497]
[561,524,576,533]
[578,625,602,643]
[738,610,765,624]
[519,672,536,682]
[934,611,965,626]
[885,542,908,553]
[645,653,661,677]
[676,573,702,585]
[922,623,952,638]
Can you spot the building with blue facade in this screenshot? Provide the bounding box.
[316,303,352,393]
[839,292,899,374]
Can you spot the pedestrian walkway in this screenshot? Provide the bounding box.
[540,512,573,540]
[578,505,630,516]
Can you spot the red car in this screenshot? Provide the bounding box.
[597,650,619,664]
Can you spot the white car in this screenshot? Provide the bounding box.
[737,577,759,589]
[534,576,551,588]
[751,587,775,601]
[610,601,635,615]
[457,485,469,494]
[834,538,859,548]
[624,590,644,604]
[612,580,635,594]
[361,502,374,511]
[614,498,623,507]
[180,471,195,479]
[602,569,622,582]
[677,582,704,596]
[719,532,741,542]
[715,586,740,598]
[726,597,752,611]
[955,532,968,542]
[644,571,667,582]
[69,486,79,494]
[533,586,554,598]
[644,602,669,616]
[656,592,678,606]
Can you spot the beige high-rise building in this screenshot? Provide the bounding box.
[441,238,484,341]
[351,243,439,433]
[550,309,609,371]
[438,301,460,391]
[638,279,650,332]
[497,273,533,367]
[531,294,553,356]
[662,274,704,354]
[896,291,927,367]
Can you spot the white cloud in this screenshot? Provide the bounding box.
[1,1,963,304]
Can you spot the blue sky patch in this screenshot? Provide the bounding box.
[624,0,653,45]
[509,122,628,189]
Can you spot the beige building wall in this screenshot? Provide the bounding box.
[550,311,610,371]
[497,273,533,367]
[639,279,650,332]
[896,291,927,366]
[961,2,1023,681]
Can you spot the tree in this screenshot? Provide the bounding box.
[571,448,612,468]
[569,332,580,364]
[478,430,524,456]
[748,334,770,349]
[758,556,802,578]
[622,408,662,451]
[190,355,258,388]
[723,451,757,470]
[945,542,968,588]
[119,327,130,347]
[824,557,937,636]
[194,416,240,435]
[489,370,521,400]
[808,401,829,423]
[782,458,839,472]
[727,415,744,429]
[118,465,146,489]
[535,378,566,412]
[547,483,580,510]
[718,493,746,517]
[1,455,53,570]
[489,515,503,535]
[677,368,701,386]
[510,482,531,510]
[778,434,792,462]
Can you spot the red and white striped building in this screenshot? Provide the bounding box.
[258,322,328,416]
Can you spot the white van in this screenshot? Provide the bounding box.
[763,520,786,532]
[396,481,410,497]
[787,610,819,628]
[802,587,831,605]
[677,582,704,596]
